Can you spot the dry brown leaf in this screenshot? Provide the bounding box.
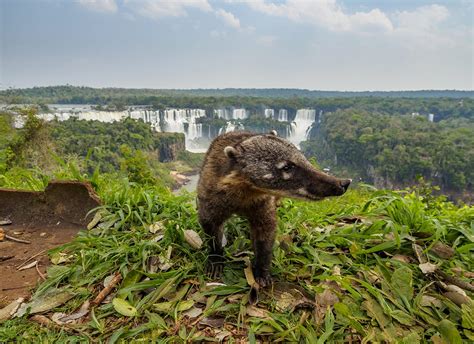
[199,317,225,328]
[184,230,203,249]
[18,261,38,271]
[392,254,411,263]
[420,295,443,308]
[430,242,455,259]
[0,298,24,322]
[0,228,4,241]
[419,262,437,274]
[246,305,270,319]
[182,307,203,319]
[443,292,471,306]
[149,221,165,234]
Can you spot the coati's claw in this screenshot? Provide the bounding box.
[255,275,273,288]
[206,255,224,278]
[253,266,273,287]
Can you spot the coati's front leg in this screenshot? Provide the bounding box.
[198,202,229,278]
[201,220,225,278]
[247,204,277,288]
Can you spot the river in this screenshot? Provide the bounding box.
[174,173,200,194]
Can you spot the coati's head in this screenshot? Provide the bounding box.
[224,131,351,200]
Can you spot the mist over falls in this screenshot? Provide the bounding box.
[24,105,320,152]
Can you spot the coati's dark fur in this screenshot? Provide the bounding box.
[197,131,351,286]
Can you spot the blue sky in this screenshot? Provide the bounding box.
[1,0,473,90]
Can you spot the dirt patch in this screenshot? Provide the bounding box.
[0,180,101,227]
[0,224,82,306]
[0,181,101,306]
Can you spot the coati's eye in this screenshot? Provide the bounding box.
[282,163,295,172]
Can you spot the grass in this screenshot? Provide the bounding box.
[0,176,473,343]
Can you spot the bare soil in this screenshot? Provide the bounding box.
[0,181,101,306]
[0,224,82,306]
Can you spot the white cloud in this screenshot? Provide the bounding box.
[246,0,393,33]
[78,0,118,13]
[395,5,449,32]
[257,35,277,47]
[210,30,227,38]
[391,5,455,49]
[126,0,212,19]
[215,8,240,29]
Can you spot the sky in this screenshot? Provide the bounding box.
[1,0,473,91]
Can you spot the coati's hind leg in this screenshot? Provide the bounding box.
[245,203,277,288]
[198,203,230,278]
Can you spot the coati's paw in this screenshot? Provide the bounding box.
[253,267,273,288]
[255,275,272,288]
[206,255,224,279]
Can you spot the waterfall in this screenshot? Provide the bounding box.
[215,108,248,120]
[162,109,207,151]
[264,109,274,118]
[276,109,288,122]
[287,109,316,148]
[25,105,315,152]
[77,111,129,122]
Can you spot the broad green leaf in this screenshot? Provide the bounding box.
[461,302,474,329]
[112,298,137,317]
[438,319,462,344]
[362,297,390,328]
[391,266,413,303]
[390,310,413,326]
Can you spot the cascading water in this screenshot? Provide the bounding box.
[276,109,288,122]
[264,109,274,118]
[162,109,207,152]
[288,109,316,148]
[26,105,314,151]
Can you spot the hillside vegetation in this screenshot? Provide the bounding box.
[302,110,474,196]
[0,169,473,342]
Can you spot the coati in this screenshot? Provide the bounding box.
[197,131,351,287]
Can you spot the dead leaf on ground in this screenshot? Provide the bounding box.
[149,221,165,234]
[182,307,203,319]
[392,254,411,263]
[199,317,225,328]
[58,300,90,323]
[419,262,437,274]
[184,230,203,249]
[420,295,443,308]
[0,298,24,322]
[444,292,471,306]
[0,219,12,226]
[18,261,38,271]
[452,267,474,279]
[412,243,427,264]
[267,282,316,312]
[87,211,103,230]
[430,242,455,259]
[0,228,4,241]
[314,289,339,325]
[246,305,270,319]
[14,288,74,317]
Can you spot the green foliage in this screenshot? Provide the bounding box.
[119,145,157,185]
[302,109,474,192]
[0,178,471,342]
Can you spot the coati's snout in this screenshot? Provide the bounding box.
[223,133,351,201]
[304,170,351,199]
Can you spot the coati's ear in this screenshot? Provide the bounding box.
[224,146,240,160]
[269,130,277,136]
